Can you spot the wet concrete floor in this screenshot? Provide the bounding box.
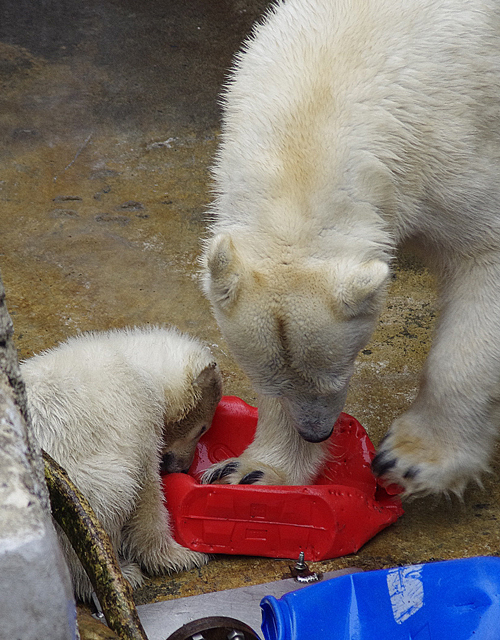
[1,0,500,633]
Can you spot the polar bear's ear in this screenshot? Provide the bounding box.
[204,233,242,308]
[333,259,390,316]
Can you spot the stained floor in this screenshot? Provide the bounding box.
[1,0,499,634]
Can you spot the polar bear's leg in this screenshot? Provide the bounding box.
[373,258,500,495]
[202,395,330,486]
[121,469,209,575]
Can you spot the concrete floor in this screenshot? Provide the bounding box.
[1,0,500,632]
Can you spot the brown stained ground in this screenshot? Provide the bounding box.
[1,0,500,626]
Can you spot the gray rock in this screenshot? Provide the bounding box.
[0,274,78,640]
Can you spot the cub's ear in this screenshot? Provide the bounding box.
[333,259,390,316]
[203,233,242,308]
[192,361,223,407]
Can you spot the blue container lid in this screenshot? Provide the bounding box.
[261,557,500,640]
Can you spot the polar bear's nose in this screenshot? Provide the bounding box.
[287,404,337,442]
[297,421,335,443]
[281,395,343,443]
[161,452,190,474]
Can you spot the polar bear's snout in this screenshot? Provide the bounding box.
[160,451,192,474]
[297,420,334,443]
[281,392,346,443]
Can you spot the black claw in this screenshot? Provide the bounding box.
[239,470,265,485]
[403,466,419,480]
[372,452,397,477]
[205,461,239,483]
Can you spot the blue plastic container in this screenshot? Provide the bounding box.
[260,557,500,639]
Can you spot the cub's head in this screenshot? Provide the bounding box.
[202,233,389,443]
[160,362,222,473]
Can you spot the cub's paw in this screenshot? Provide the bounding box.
[120,560,145,588]
[139,537,209,576]
[201,457,288,485]
[162,540,209,574]
[372,426,484,497]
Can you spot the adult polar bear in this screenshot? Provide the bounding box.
[202,0,500,496]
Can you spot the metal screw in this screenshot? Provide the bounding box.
[191,634,205,640]
[289,551,323,583]
[227,631,246,640]
[294,551,307,572]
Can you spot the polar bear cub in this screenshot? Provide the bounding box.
[202,0,500,496]
[22,326,222,600]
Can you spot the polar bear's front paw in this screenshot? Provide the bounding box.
[161,540,209,574]
[120,560,145,588]
[139,537,209,576]
[372,423,485,497]
[201,457,288,485]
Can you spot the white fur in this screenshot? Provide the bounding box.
[202,0,500,495]
[23,326,221,600]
